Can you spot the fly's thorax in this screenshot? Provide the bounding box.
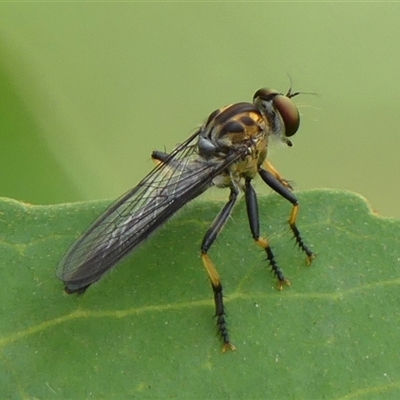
[211,140,267,188]
[197,102,270,188]
[198,102,269,160]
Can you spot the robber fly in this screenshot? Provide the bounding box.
[57,87,315,352]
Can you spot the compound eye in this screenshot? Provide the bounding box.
[273,94,300,137]
[253,88,278,101]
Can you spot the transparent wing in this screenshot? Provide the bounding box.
[57,130,243,292]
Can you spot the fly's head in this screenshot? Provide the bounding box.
[253,88,300,147]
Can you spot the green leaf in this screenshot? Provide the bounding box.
[1,189,400,399]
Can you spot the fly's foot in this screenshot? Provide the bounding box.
[280,178,293,191]
[306,253,316,266]
[222,342,236,353]
[278,278,291,290]
[215,313,234,352]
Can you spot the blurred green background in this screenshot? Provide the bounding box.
[0,3,399,217]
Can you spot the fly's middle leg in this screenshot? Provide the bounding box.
[244,178,289,289]
[201,187,238,352]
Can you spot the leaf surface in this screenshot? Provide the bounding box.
[1,190,400,399]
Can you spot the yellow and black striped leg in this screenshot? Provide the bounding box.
[244,178,289,289]
[259,169,315,263]
[201,187,238,352]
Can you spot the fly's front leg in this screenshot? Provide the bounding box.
[201,186,238,352]
[263,160,293,190]
[259,169,315,264]
[244,178,289,289]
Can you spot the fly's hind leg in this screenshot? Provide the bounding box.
[151,150,169,166]
[244,178,289,289]
[258,169,315,264]
[201,186,238,352]
[152,150,184,174]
